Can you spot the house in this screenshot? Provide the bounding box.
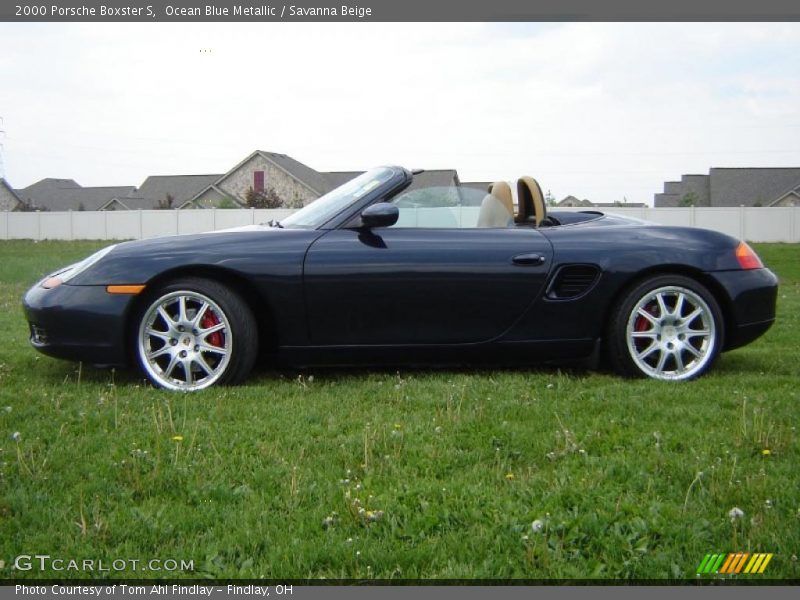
[0,178,22,211]
[6,151,468,211]
[14,178,136,211]
[558,195,593,208]
[188,152,461,208]
[191,151,334,208]
[127,174,222,209]
[655,168,800,207]
[460,181,492,193]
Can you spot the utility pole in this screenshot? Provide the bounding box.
[0,116,6,179]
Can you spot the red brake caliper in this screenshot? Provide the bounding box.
[200,310,224,347]
[634,302,656,332]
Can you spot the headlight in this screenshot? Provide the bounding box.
[41,245,118,289]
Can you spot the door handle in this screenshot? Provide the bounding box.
[512,253,546,266]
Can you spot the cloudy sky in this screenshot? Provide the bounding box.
[1,22,799,203]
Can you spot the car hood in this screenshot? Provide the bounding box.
[69,225,323,286]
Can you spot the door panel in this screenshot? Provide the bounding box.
[303,227,552,345]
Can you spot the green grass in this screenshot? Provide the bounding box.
[0,240,798,581]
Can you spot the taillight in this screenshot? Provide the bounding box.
[735,241,763,270]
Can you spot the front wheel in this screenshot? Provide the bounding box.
[607,275,724,381]
[135,277,258,391]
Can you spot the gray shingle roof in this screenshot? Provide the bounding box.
[134,174,222,208]
[323,171,363,189]
[461,181,492,193]
[709,168,800,207]
[323,170,462,194]
[14,179,136,211]
[406,169,459,192]
[258,151,332,195]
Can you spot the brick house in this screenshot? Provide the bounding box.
[0,178,22,211]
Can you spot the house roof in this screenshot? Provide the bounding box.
[558,195,593,207]
[0,178,23,206]
[15,180,137,211]
[406,169,459,192]
[191,150,333,203]
[323,171,363,189]
[260,151,332,195]
[17,178,81,195]
[133,174,222,208]
[768,181,800,207]
[709,167,800,207]
[323,169,462,194]
[461,181,492,192]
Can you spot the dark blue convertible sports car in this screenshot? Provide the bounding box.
[23,166,778,391]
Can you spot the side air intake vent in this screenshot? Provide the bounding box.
[547,265,600,300]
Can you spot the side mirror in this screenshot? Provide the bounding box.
[360,203,399,228]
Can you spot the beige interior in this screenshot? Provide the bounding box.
[516,176,547,226]
[477,181,514,228]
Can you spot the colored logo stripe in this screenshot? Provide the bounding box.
[696,553,773,575]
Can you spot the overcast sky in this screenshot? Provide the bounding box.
[1,22,799,204]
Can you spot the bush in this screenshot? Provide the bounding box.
[245,186,284,209]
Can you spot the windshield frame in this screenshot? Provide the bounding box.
[279,166,410,230]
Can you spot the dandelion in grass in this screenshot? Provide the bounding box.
[505,472,515,481]
[765,499,773,509]
[11,432,21,442]
[729,507,744,521]
[366,510,384,523]
[531,519,544,533]
[322,512,338,529]
[762,449,772,456]
[172,435,184,442]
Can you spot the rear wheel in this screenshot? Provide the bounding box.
[607,275,723,381]
[135,278,257,391]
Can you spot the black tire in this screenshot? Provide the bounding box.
[606,274,724,381]
[134,277,258,390]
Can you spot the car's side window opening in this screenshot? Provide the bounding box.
[388,185,533,229]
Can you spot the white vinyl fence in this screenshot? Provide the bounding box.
[1,206,799,243]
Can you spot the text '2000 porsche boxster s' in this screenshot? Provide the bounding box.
[23,167,778,391]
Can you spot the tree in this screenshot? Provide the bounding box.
[216,196,240,209]
[156,193,175,210]
[14,199,46,212]
[245,186,284,209]
[544,189,557,207]
[679,192,698,207]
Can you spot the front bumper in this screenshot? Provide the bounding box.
[22,283,136,366]
[707,268,779,351]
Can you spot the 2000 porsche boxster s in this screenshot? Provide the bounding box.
[23,166,778,391]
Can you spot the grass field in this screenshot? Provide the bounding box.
[0,240,798,581]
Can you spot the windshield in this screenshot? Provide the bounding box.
[280,167,397,229]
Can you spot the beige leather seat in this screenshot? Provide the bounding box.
[516,176,547,226]
[477,181,514,228]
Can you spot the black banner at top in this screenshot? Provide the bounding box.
[3,0,800,22]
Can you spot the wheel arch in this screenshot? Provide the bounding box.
[124,265,277,365]
[601,264,735,348]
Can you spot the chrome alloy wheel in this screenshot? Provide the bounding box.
[625,285,716,381]
[138,291,233,391]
